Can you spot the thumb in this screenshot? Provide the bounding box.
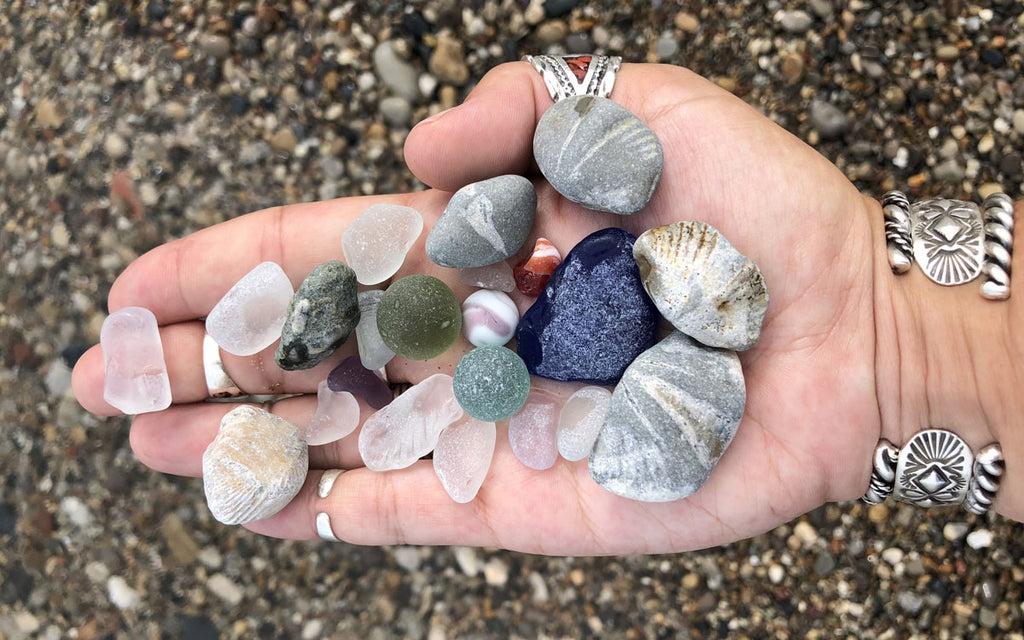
[404,61,550,192]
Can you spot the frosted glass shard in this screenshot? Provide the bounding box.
[358,374,463,471]
[557,385,612,461]
[459,261,516,292]
[342,204,423,285]
[101,306,172,414]
[205,261,294,356]
[304,381,361,446]
[355,290,396,370]
[202,405,308,525]
[433,416,497,503]
[508,390,562,470]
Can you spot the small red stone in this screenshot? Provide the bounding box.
[513,238,562,297]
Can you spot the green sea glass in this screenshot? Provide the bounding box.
[453,346,531,421]
[376,275,462,360]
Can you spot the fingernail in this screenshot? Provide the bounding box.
[318,469,343,498]
[316,512,340,541]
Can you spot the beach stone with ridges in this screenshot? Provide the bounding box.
[425,175,537,268]
[634,222,767,350]
[534,95,663,216]
[588,331,745,502]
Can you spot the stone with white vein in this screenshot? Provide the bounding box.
[589,331,745,502]
[425,175,536,268]
[358,374,463,471]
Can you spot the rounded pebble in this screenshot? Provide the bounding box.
[377,275,462,360]
[453,346,531,421]
[462,289,519,347]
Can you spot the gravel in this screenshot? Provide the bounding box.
[3,1,1024,638]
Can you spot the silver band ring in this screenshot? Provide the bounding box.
[523,54,622,102]
[203,333,242,398]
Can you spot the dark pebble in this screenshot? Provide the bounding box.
[544,0,579,17]
[146,2,167,22]
[60,342,89,368]
[402,10,433,38]
[0,563,34,605]
[0,502,14,535]
[228,94,250,116]
[163,615,220,640]
[123,15,142,37]
[980,49,1006,67]
[239,36,262,57]
[978,577,1001,608]
[1000,151,1022,177]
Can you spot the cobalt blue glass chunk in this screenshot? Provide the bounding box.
[515,227,658,384]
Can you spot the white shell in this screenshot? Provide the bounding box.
[202,405,309,525]
[633,221,768,351]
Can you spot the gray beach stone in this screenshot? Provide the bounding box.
[589,331,745,502]
[533,95,663,216]
[275,261,360,371]
[372,41,419,102]
[425,175,536,268]
[633,222,768,351]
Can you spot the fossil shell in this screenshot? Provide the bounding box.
[633,221,768,351]
[202,405,309,525]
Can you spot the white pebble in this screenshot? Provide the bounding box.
[205,261,294,356]
[393,546,423,572]
[302,620,324,640]
[557,386,611,461]
[767,564,784,584]
[792,520,818,547]
[483,558,509,587]
[967,529,993,549]
[207,573,244,606]
[107,576,141,610]
[60,496,93,528]
[943,522,969,542]
[881,547,904,566]
[453,546,480,577]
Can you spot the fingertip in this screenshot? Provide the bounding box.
[71,344,121,417]
[405,61,550,192]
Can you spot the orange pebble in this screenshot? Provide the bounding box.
[514,238,562,297]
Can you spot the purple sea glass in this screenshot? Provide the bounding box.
[327,356,392,409]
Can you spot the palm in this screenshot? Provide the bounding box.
[74,63,880,554]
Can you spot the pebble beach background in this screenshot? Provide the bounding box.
[3,0,1024,637]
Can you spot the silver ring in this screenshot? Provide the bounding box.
[861,429,1004,515]
[203,333,242,398]
[523,54,622,102]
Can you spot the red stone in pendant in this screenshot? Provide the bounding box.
[565,56,592,83]
[514,238,562,297]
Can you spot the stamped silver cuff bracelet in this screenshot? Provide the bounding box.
[882,190,1015,300]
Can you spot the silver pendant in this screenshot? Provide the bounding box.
[910,199,985,286]
[893,429,973,507]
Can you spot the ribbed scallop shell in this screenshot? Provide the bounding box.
[633,221,768,351]
[202,405,309,525]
